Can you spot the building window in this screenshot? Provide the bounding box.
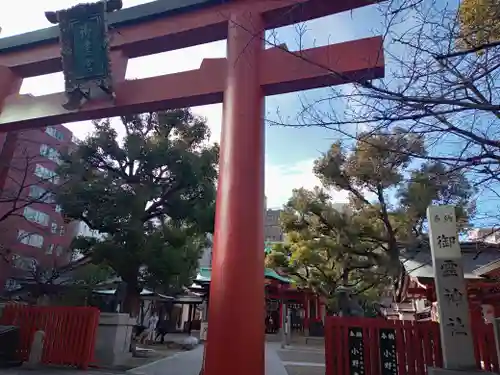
[55,204,62,213]
[34,164,60,185]
[51,222,58,234]
[40,144,62,165]
[11,254,38,271]
[45,126,64,141]
[59,226,65,236]
[46,244,54,254]
[4,278,21,292]
[29,185,54,203]
[18,230,44,248]
[23,207,49,226]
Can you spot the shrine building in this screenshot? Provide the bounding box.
[386,241,500,323]
[191,267,326,334]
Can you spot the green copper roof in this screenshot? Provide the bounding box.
[196,267,290,284]
[0,0,226,53]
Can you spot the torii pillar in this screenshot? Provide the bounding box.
[204,10,266,375]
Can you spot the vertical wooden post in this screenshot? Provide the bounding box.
[0,66,22,104]
[0,66,22,193]
[304,293,310,332]
[187,304,193,334]
[204,9,265,375]
[316,295,320,320]
[279,286,283,329]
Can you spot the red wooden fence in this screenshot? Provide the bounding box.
[325,317,499,375]
[0,304,100,369]
[471,318,499,372]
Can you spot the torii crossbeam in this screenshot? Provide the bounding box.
[0,1,384,375]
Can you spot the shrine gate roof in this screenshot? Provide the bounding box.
[0,0,226,53]
[400,241,500,280]
[0,0,383,57]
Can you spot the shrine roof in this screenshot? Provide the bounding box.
[0,0,226,53]
[400,241,500,280]
[93,288,174,301]
[195,267,291,284]
[472,258,500,278]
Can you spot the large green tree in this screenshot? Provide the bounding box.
[57,109,218,314]
[267,131,475,315]
[266,187,391,316]
[314,131,475,273]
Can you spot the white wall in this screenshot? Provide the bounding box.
[468,228,500,243]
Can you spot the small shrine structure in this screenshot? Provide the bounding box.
[192,267,325,334]
[387,241,500,322]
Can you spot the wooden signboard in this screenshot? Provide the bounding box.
[348,327,365,375]
[379,328,398,375]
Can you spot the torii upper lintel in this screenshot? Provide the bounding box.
[0,36,384,131]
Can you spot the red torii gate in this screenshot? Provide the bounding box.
[0,1,384,374]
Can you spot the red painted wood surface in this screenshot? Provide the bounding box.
[0,304,100,369]
[0,36,384,130]
[325,317,500,375]
[203,10,265,375]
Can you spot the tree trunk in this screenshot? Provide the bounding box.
[338,269,351,316]
[123,281,141,317]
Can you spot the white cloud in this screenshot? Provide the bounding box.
[192,104,223,145]
[265,159,349,208]
[0,0,155,37]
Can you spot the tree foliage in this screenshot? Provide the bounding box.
[315,132,474,267]
[266,132,475,314]
[459,0,500,49]
[266,187,391,315]
[57,109,218,314]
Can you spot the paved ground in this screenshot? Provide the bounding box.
[278,344,326,375]
[127,345,203,375]
[278,347,325,363]
[0,339,325,375]
[127,342,289,375]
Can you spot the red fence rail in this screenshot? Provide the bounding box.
[0,304,100,369]
[325,317,499,375]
